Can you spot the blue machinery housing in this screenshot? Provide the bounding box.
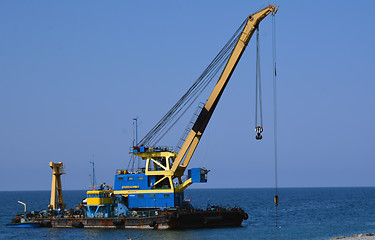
[85,147,209,217]
[113,171,204,209]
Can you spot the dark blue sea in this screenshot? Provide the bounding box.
[1,188,375,239]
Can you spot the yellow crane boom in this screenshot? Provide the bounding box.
[171,5,278,178]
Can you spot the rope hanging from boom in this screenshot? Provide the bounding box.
[255,28,263,140]
[272,12,279,228]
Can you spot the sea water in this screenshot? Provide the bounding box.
[1,187,375,240]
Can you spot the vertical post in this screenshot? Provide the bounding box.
[133,117,140,171]
[133,117,138,145]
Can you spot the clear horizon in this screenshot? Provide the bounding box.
[2,185,375,193]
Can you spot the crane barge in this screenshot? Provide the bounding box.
[7,5,278,229]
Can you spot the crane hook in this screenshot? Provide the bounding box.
[255,126,263,140]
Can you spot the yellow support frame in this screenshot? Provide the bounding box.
[48,162,66,210]
[130,151,176,193]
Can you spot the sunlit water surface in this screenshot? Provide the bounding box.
[1,188,375,239]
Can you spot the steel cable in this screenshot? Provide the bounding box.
[255,28,263,128]
[272,13,279,228]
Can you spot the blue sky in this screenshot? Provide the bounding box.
[0,0,374,191]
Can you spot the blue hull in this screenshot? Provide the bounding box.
[6,223,40,228]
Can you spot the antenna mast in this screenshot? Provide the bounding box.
[90,156,96,188]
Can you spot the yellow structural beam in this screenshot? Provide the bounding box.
[132,151,177,159]
[114,189,174,195]
[174,178,192,193]
[145,170,174,176]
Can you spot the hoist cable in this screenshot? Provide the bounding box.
[255,28,263,128]
[255,29,258,128]
[272,13,279,228]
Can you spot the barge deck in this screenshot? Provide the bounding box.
[10,207,248,229]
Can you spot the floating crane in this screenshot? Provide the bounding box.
[7,6,279,229]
